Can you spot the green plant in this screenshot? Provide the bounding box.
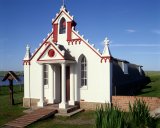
[95,104,128,128]
[95,105,104,128]
[129,99,151,128]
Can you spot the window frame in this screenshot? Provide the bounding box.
[59,17,66,34]
[122,62,128,74]
[43,64,48,85]
[80,56,87,87]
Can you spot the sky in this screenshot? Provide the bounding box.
[0,0,160,71]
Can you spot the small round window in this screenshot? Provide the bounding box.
[48,49,55,58]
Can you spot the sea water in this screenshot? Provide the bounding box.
[0,76,24,86]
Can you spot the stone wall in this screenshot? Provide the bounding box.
[80,96,160,111]
[80,101,105,110]
[112,96,160,111]
[23,98,39,108]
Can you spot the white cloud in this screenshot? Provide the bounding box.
[152,30,160,35]
[125,29,136,33]
[132,52,160,55]
[110,43,160,47]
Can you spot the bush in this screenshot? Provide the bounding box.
[95,100,158,128]
[129,99,156,128]
[95,104,128,128]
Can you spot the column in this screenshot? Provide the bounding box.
[38,64,44,107]
[48,64,54,104]
[59,63,68,109]
[53,66,56,103]
[74,64,78,101]
[69,64,75,105]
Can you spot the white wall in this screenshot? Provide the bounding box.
[24,7,112,104]
[60,38,111,103]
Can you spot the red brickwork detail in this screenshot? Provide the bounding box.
[112,96,160,111]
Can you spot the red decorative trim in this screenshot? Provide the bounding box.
[67,39,81,45]
[37,43,64,62]
[23,60,30,65]
[37,59,65,62]
[52,10,73,24]
[29,32,53,62]
[53,24,58,42]
[72,30,101,58]
[45,42,50,45]
[72,30,113,63]
[101,56,112,63]
[67,22,72,41]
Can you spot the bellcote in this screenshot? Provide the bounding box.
[52,6,76,42]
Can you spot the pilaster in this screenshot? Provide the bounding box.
[37,64,44,107]
[69,64,75,105]
[48,64,54,104]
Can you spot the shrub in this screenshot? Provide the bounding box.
[129,99,151,127]
[95,104,128,128]
[95,99,158,128]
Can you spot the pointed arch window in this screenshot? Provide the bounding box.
[59,17,66,34]
[81,56,87,86]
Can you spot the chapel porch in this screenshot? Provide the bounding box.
[37,60,78,109]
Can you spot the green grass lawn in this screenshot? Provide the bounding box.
[137,71,160,97]
[0,71,160,128]
[27,111,95,128]
[0,85,25,127]
[0,85,95,128]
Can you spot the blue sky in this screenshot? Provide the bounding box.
[0,0,160,71]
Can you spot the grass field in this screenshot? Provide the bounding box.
[0,85,25,127]
[137,71,160,97]
[0,71,159,127]
[27,111,95,128]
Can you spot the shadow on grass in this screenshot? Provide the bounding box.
[14,102,23,105]
[143,86,152,89]
[136,90,154,96]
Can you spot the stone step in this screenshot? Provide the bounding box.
[58,105,79,114]
[56,108,84,117]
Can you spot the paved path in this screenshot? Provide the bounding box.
[3,108,57,128]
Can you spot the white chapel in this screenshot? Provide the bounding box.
[23,5,145,109]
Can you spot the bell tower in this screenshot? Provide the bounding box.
[52,6,76,43]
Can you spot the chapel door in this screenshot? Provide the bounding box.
[66,66,70,101]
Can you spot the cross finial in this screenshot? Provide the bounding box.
[104,37,110,45]
[102,36,112,56]
[62,0,65,7]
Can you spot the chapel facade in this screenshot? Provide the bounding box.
[23,6,146,109]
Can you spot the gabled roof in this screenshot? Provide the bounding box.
[113,57,129,63]
[37,42,75,63]
[52,6,76,25]
[2,71,20,82]
[29,32,53,62]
